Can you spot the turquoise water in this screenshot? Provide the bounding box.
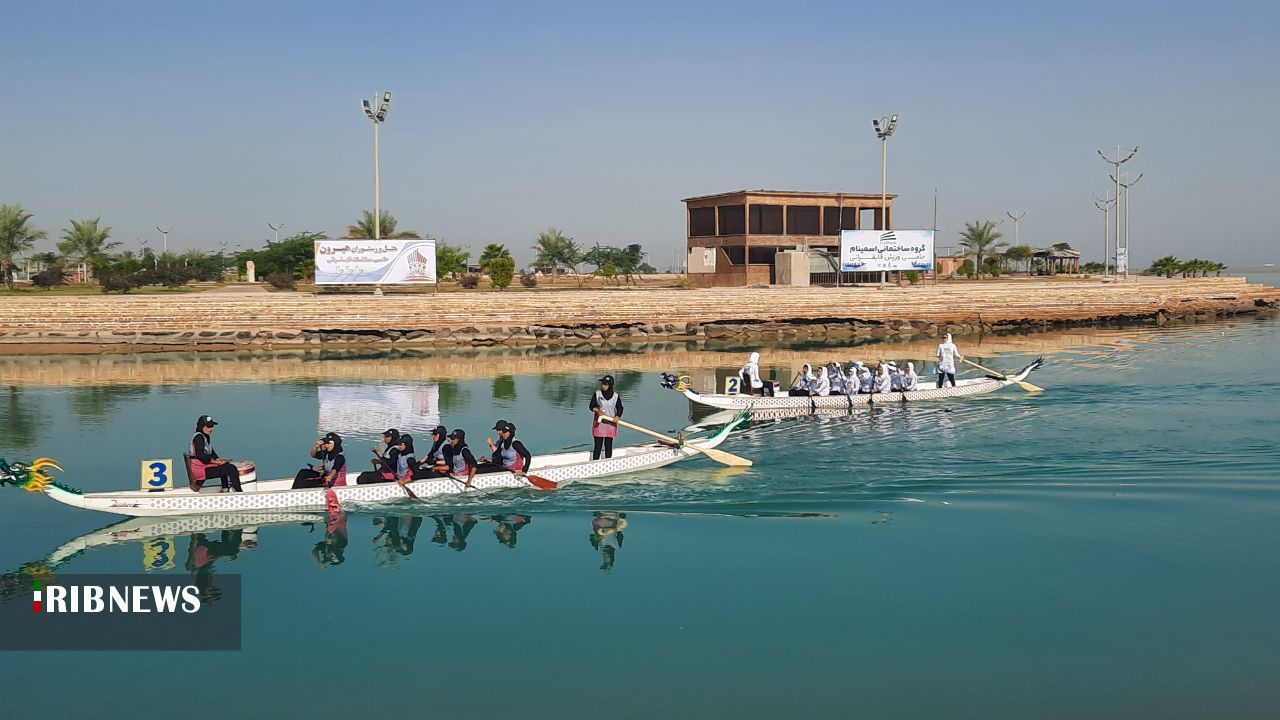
[2,316,1279,719]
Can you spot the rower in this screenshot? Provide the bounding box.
[904,362,920,391]
[842,364,860,395]
[813,365,831,396]
[189,415,241,493]
[441,429,478,488]
[589,375,623,460]
[356,428,401,484]
[479,421,532,477]
[417,425,449,477]
[888,362,904,392]
[829,362,845,395]
[788,364,816,397]
[875,363,893,394]
[858,365,874,394]
[936,333,963,388]
[392,434,416,485]
[292,432,347,489]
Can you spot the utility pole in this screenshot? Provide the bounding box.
[873,114,899,286]
[155,225,173,255]
[932,188,938,286]
[1097,146,1138,280]
[268,222,284,244]
[1093,193,1116,276]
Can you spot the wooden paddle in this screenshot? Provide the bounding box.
[523,474,558,491]
[962,358,1044,393]
[601,416,752,467]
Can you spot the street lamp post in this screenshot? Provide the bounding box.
[1093,193,1116,276]
[268,222,284,244]
[155,225,173,255]
[1097,146,1138,279]
[361,91,393,240]
[1005,211,1026,247]
[1110,172,1144,280]
[873,113,899,286]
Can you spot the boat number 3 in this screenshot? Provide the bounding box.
[140,459,174,492]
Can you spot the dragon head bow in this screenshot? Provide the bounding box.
[0,457,65,493]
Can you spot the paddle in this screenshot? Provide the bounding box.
[396,478,419,499]
[523,474,558,491]
[601,416,752,467]
[962,358,1044,393]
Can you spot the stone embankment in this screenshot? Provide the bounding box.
[0,278,1275,353]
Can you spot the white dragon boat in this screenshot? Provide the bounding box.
[1,413,747,518]
[668,359,1043,412]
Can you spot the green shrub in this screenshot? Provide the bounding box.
[982,257,1002,278]
[488,256,515,290]
[265,272,297,290]
[959,259,976,280]
[459,274,481,289]
[904,270,921,284]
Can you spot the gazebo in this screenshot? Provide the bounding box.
[1033,248,1081,275]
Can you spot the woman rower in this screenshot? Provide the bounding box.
[589,375,623,460]
[788,364,816,396]
[189,415,241,492]
[478,420,532,477]
[904,362,920,391]
[292,432,347,489]
[356,428,401,484]
[813,365,831,396]
[391,434,416,485]
[440,429,479,488]
[415,425,449,477]
[842,364,860,395]
[875,363,893,395]
[858,365,874,394]
[828,362,845,395]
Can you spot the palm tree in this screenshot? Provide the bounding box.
[479,243,512,273]
[0,204,48,289]
[532,228,580,279]
[58,218,119,282]
[345,210,420,239]
[1148,255,1181,278]
[957,221,1006,279]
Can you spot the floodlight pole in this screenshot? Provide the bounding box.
[268,222,284,244]
[362,91,392,240]
[1093,193,1115,275]
[873,113,899,286]
[1110,172,1143,280]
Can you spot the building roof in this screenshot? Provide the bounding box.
[681,189,897,203]
[1033,248,1081,258]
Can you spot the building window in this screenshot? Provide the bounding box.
[749,205,783,235]
[823,206,861,234]
[748,247,777,265]
[786,206,820,235]
[689,207,716,237]
[723,246,745,265]
[717,205,745,235]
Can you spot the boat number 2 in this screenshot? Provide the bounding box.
[724,377,741,395]
[140,459,174,492]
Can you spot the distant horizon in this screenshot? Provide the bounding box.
[3,1,1276,268]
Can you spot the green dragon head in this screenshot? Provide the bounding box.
[0,457,69,493]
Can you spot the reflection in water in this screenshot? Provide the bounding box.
[492,376,517,402]
[69,385,150,426]
[432,514,478,551]
[185,529,247,602]
[538,373,591,409]
[589,512,627,571]
[0,387,44,450]
[372,515,424,565]
[493,514,532,548]
[313,513,349,568]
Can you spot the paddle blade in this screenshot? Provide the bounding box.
[325,488,343,516]
[692,445,753,467]
[399,481,419,499]
[1016,380,1045,393]
[525,474,558,491]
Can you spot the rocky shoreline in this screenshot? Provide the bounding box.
[0,278,1275,354]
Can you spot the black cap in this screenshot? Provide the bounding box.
[599,375,614,384]
[196,415,218,430]
[322,432,341,444]
[432,425,447,437]
[492,420,511,431]
[448,429,466,441]
[383,428,400,439]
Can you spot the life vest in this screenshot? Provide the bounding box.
[449,445,473,478]
[322,452,346,486]
[593,390,620,421]
[495,442,524,472]
[395,453,415,481]
[189,433,214,482]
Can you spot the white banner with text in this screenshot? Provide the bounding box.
[839,230,935,272]
[314,239,436,285]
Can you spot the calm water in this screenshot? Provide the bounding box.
[2,316,1279,719]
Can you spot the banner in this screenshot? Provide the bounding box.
[1116,247,1128,274]
[839,230,934,272]
[314,239,436,285]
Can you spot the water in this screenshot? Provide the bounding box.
[2,316,1279,719]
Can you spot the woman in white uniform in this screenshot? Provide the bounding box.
[936,333,963,387]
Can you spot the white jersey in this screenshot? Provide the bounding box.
[937,341,960,374]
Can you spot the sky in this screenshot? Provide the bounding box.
[2,0,1277,267]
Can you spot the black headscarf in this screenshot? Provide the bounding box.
[398,434,415,455]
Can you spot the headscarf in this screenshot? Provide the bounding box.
[748,351,760,364]
[907,362,917,377]
[397,434,415,455]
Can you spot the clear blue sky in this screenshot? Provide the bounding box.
[3,0,1276,266]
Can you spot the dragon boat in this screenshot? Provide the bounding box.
[665,359,1044,412]
[0,412,748,518]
